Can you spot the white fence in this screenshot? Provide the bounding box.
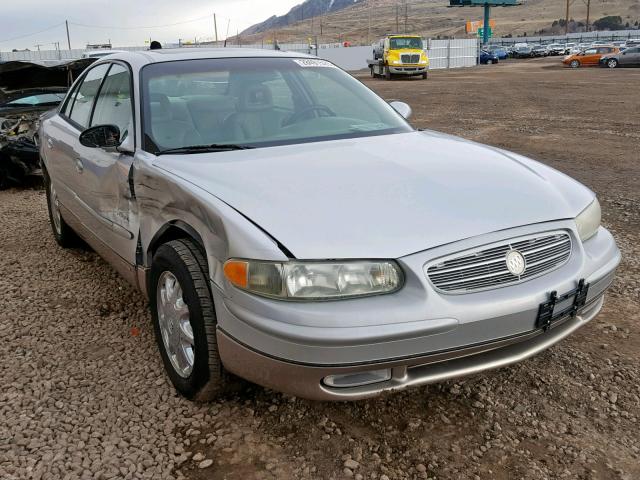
[0,39,479,71]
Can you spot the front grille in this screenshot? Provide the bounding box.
[401,54,421,64]
[426,232,572,293]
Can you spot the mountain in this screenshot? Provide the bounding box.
[234,0,639,44]
[241,0,363,35]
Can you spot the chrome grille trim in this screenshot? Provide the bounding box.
[400,53,421,64]
[426,232,572,294]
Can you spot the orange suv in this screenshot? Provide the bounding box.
[563,46,620,68]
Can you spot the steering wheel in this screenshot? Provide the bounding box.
[283,105,336,126]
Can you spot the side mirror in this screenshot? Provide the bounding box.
[79,124,121,149]
[389,100,412,120]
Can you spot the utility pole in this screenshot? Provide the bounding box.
[65,20,71,50]
[585,0,591,32]
[565,0,570,35]
[404,2,408,34]
[214,13,219,44]
[224,19,231,47]
[367,1,371,44]
[34,43,43,51]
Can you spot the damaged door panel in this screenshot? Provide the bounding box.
[0,58,95,189]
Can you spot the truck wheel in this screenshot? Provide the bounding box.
[422,72,428,79]
[150,239,232,402]
[44,170,78,248]
[385,66,391,80]
[370,66,375,78]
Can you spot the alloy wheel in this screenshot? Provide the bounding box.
[157,271,195,378]
[49,181,62,235]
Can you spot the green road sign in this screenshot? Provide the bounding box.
[477,27,493,38]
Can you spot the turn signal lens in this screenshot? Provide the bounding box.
[223,260,248,289]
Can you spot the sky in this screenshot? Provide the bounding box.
[0,0,303,51]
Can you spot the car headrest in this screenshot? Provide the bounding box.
[149,93,172,122]
[237,85,273,112]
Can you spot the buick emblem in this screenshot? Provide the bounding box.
[506,250,526,276]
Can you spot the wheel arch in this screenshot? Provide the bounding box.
[147,221,207,261]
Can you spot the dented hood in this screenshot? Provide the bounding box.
[0,58,95,93]
[155,131,594,259]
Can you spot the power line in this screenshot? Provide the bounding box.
[0,22,65,44]
[68,14,215,31]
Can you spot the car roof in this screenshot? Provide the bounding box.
[101,48,316,69]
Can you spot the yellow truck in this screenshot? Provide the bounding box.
[367,35,429,80]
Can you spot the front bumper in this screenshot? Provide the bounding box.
[389,65,428,74]
[213,221,620,400]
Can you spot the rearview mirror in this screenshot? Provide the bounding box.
[79,124,121,149]
[388,101,412,120]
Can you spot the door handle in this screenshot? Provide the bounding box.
[74,158,84,173]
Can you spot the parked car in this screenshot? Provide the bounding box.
[563,46,619,68]
[599,46,640,68]
[513,45,533,58]
[0,58,94,189]
[531,45,548,57]
[564,43,577,54]
[486,45,509,60]
[480,50,500,64]
[40,49,620,401]
[626,39,640,47]
[546,44,566,56]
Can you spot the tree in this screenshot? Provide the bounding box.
[593,16,624,31]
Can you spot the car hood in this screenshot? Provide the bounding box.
[155,131,594,259]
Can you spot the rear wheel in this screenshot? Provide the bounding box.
[150,239,231,401]
[570,59,580,68]
[45,171,78,248]
[607,59,618,69]
[370,66,375,78]
[384,66,391,80]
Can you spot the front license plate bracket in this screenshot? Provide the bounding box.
[536,279,590,331]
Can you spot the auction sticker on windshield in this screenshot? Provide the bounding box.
[293,59,336,68]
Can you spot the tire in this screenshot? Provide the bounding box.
[570,60,580,68]
[487,59,493,64]
[150,239,230,401]
[44,169,78,248]
[370,66,375,78]
[384,66,391,80]
[607,59,618,69]
[422,72,428,79]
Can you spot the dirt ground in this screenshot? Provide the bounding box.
[1,57,639,480]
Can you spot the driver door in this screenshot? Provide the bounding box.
[77,62,139,266]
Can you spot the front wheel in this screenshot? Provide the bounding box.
[385,66,391,80]
[570,59,580,68]
[150,239,231,401]
[606,59,618,69]
[422,72,428,79]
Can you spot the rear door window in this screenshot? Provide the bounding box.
[68,63,110,128]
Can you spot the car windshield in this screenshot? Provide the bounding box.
[389,37,423,50]
[4,92,65,107]
[141,57,413,153]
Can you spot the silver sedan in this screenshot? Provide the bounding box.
[40,49,620,401]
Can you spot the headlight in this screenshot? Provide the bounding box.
[224,260,403,300]
[392,59,401,65]
[575,198,601,242]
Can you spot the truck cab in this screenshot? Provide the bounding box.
[370,35,429,80]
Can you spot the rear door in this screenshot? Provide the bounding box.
[43,63,111,223]
[78,62,138,264]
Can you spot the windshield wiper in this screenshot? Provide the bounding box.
[156,144,255,156]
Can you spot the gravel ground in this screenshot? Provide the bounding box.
[1,57,639,480]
